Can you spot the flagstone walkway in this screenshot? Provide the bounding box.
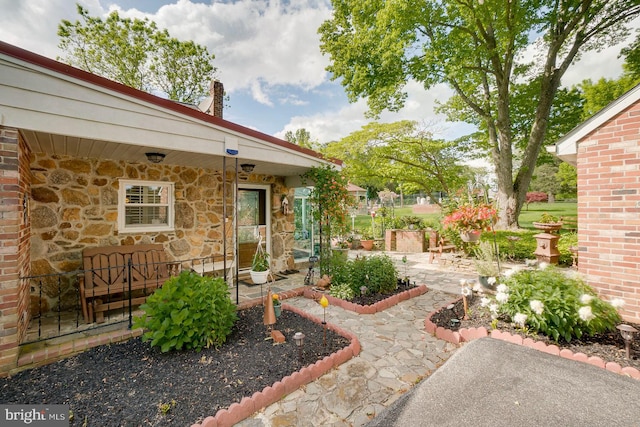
[235,251,476,426]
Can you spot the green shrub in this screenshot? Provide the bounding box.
[557,232,578,266]
[364,254,398,293]
[329,282,355,300]
[346,256,368,293]
[480,230,537,261]
[345,254,398,294]
[327,250,350,285]
[496,267,621,342]
[133,271,238,352]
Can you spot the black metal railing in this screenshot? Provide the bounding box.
[20,254,235,346]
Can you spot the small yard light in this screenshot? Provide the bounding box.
[360,286,367,296]
[616,324,637,359]
[293,331,305,363]
[450,318,460,328]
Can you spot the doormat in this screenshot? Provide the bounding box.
[239,274,287,286]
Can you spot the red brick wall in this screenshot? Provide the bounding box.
[0,126,28,374]
[577,101,640,322]
[17,133,31,342]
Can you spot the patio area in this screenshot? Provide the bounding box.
[13,250,640,426]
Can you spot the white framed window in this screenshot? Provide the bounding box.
[118,180,174,233]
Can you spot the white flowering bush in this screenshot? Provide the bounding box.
[486,266,621,342]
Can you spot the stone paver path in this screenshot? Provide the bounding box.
[237,287,460,426]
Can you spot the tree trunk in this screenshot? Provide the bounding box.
[495,187,520,230]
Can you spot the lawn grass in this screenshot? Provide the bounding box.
[518,202,577,230]
[351,202,577,233]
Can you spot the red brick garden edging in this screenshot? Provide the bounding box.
[304,285,428,314]
[424,297,640,380]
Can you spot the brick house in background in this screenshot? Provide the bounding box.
[550,83,640,323]
[0,41,333,374]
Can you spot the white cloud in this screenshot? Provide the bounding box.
[561,19,639,87]
[279,94,309,106]
[0,0,99,58]
[0,0,332,105]
[250,80,274,107]
[277,80,475,144]
[138,0,333,95]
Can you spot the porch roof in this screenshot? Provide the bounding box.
[548,83,640,166]
[0,41,335,183]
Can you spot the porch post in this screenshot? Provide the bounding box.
[0,126,30,376]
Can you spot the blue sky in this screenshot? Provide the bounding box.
[0,0,635,147]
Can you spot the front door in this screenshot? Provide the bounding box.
[238,188,268,269]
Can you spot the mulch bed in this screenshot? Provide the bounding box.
[0,306,350,426]
[430,297,640,371]
[350,282,417,306]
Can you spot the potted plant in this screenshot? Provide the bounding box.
[473,241,500,288]
[533,212,562,232]
[272,293,281,317]
[359,227,375,251]
[443,203,497,242]
[250,247,270,284]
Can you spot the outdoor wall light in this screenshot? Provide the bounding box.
[240,163,255,173]
[293,331,305,363]
[616,324,637,359]
[145,152,166,163]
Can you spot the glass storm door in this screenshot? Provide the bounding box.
[238,189,267,269]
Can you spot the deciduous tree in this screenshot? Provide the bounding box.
[319,0,640,228]
[58,4,216,104]
[323,121,471,203]
[284,128,318,150]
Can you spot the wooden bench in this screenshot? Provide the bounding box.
[427,237,456,263]
[78,244,178,324]
[190,256,234,277]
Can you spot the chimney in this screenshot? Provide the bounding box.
[209,80,224,119]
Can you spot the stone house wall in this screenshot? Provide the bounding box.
[577,100,640,322]
[29,152,294,313]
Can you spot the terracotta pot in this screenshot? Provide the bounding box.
[460,230,481,243]
[361,239,374,251]
[533,222,562,232]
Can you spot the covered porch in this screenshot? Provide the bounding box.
[0,41,332,373]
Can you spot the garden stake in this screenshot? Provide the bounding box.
[264,288,276,333]
[462,294,469,320]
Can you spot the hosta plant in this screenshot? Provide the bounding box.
[133,271,238,352]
